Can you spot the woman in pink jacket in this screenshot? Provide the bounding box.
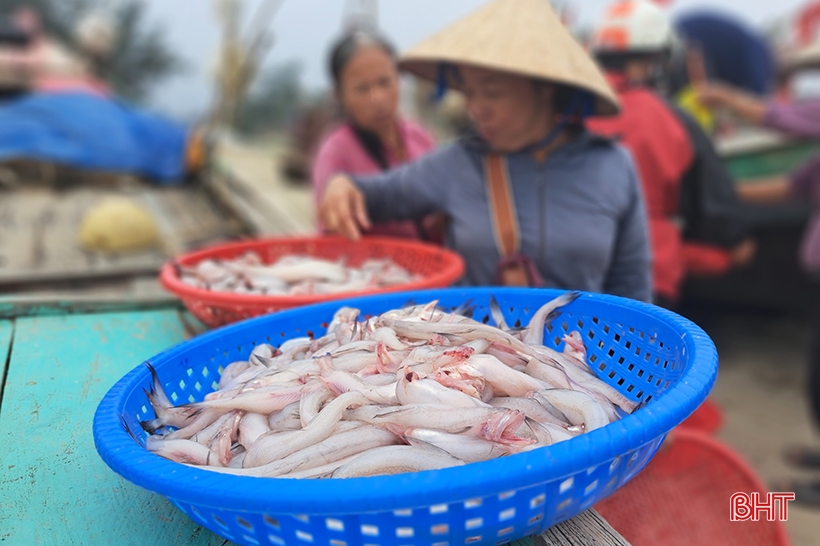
[312,31,441,242]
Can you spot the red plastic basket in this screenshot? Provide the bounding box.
[160,236,465,327]
[595,429,791,546]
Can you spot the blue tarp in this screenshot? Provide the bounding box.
[676,11,776,95]
[0,92,189,183]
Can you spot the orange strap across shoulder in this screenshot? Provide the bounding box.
[484,153,520,258]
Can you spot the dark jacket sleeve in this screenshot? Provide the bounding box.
[671,105,750,247]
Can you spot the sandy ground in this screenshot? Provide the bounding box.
[689,307,820,545]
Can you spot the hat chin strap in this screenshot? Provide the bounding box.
[518,89,595,154]
[434,63,458,100]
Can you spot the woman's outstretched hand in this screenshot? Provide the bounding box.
[319,174,372,240]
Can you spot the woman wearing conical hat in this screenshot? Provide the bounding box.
[319,0,651,301]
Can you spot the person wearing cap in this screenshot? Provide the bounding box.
[586,0,755,309]
[696,32,820,506]
[312,31,442,243]
[319,0,651,301]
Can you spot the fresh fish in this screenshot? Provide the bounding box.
[532,389,611,432]
[139,363,199,433]
[403,428,513,462]
[521,291,580,346]
[282,455,361,479]
[146,436,223,467]
[464,354,548,397]
[238,412,270,450]
[187,412,238,445]
[242,391,369,468]
[321,370,398,405]
[210,427,400,477]
[138,293,636,479]
[489,295,509,330]
[370,327,407,351]
[217,361,256,389]
[432,364,487,399]
[331,445,465,478]
[397,369,487,408]
[523,419,577,447]
[182,384,305,414]
[268,401,302,431]
[489,397,569,428]
[180,253,418,296]
[299,384,334,427]
[344,405,526,441]
[249,344,282,366]
[562,331,589,369]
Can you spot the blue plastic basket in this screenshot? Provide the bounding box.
[93,288,718,546]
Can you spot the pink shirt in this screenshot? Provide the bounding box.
[312,117,436,239]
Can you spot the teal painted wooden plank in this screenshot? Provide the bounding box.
[0,320,13,397]
[0,297,179,320]
[0,311,230,546]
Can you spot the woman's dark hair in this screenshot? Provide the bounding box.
[328,31,397,88]
[551,83,580,115]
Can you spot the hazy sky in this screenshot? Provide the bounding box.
[143,0,809,119]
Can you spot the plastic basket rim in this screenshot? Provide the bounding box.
[159,235,466,307]
[93,288,718,514]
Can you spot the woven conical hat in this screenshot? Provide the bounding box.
[399,0,620,115]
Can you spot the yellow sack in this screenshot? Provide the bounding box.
[676,85,715,133]
[79,197,160,253]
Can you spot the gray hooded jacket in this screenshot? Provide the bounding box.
[354,131,651,302]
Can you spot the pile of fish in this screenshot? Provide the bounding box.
[177,252,420,296]
[138,292,638,479]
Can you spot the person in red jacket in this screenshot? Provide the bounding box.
[586,0,755,308]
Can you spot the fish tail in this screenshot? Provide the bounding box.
[139,416,166,434]
[209,430,234,466]
[453,298,475,318]
[121,414,140,442]
[139,386,166,433]
[545,291,582,323]
[489,295,508,329]
[145,362,173,409]
[320,375,348,396]
[421,300,440,321]
[141,391,201,432]
[317,355,335,375]
[375,342,397,374]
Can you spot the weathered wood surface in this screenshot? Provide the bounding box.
[0,141,317,309]
[0,311,224,546]
[535,510,630,545]
[0,182,246,288]
[0,309,630,546]
[0,293,178,320]
[0,268,181,319]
